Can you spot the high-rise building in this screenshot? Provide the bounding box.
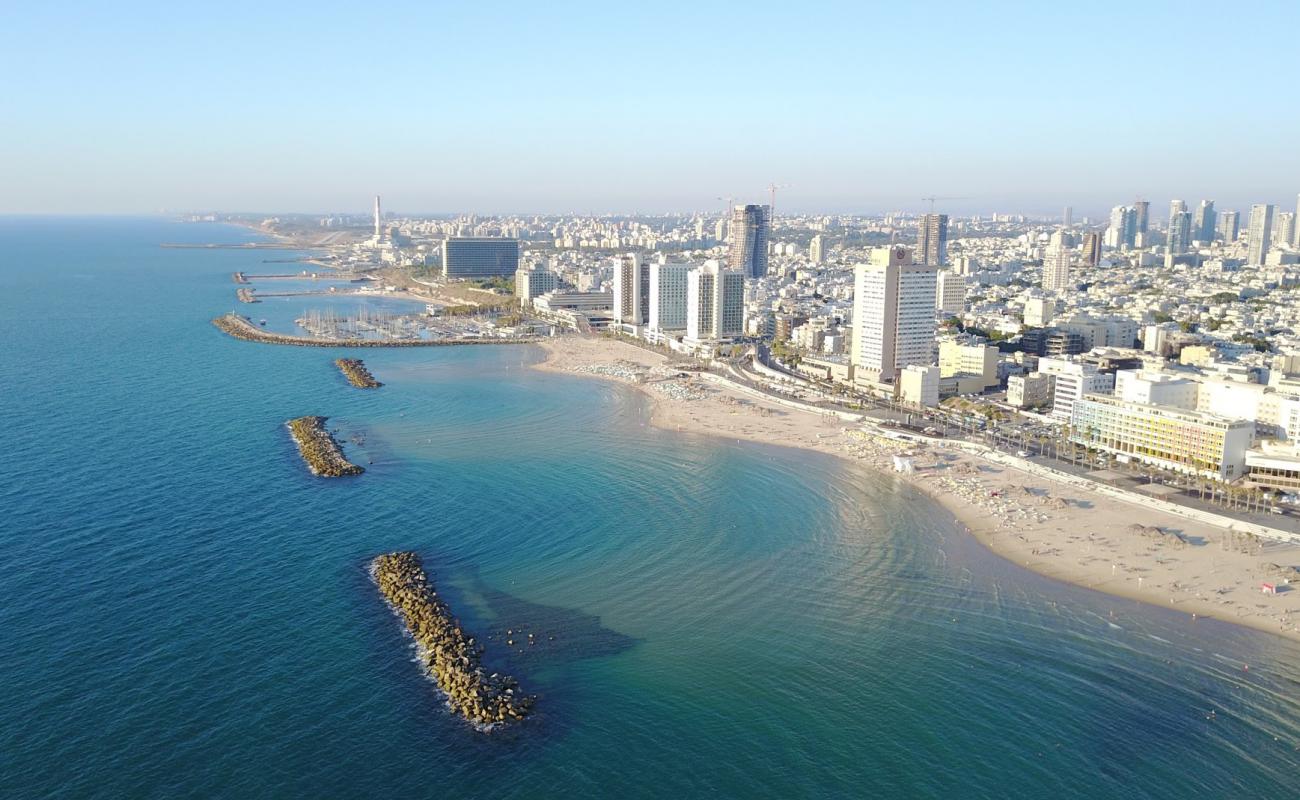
[373,195,382,238]
[1106,205,1137,249]
[1168,199,1186,218]
[648,261,690,331]
[686,261,744,342]
[1193,200,1216,243]
[1167,211,1192,256]
[1295,194,1300,247]
[441,237,521,278]
[809,234,825,264]
[714,217,727,242]
[1134,200,1150,235]
[1081,232,1102,266]
[916,213,949,266]
[1063,206,1073,228]
[936,270,966,316]
[1219,210,1240,243]
[727,205,770,279]
[1043,230,1071,291]
[850,246,938,382]
[613,253,650,325]
[1274,212,1296,248]
[1246,204,1275,265]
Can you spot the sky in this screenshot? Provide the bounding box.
[2,0,1298,218]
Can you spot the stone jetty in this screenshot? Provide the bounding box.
[335,358,382,388]
[212,313,535,348]
[236,287,258,303]
[372,551,535,729]
[287,416,364,477]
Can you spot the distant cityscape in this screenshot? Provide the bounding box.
[208,188,1300,506]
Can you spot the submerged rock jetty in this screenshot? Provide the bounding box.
[372,551,535,729]
[287,415,364,477]
[335,358,382,388]
[211,313,535,348]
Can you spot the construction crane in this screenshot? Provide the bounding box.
[919,195,969,214]
[766,183,790,219]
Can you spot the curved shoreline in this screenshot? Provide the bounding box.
[532,335,1300,643]
[287,416,364,477]
[212,313,536,348]
[372,551,534,730]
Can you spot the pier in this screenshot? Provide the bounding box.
[372,551,534,729]
[236,288,258,303]
[287,416,364,477]
[211,313,537,348]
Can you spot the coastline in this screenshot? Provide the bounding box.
[533,334,1300,643]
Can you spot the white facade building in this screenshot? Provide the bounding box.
[648,261,690,331]
[686,260,744,343]
[936,270,966,316]
[1038,357,1115,422]
[851,245,938,382]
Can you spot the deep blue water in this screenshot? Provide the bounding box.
[2,217,1298,799]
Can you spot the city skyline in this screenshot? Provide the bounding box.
[3,1,1298,215]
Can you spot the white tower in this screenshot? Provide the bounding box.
[373,195,382,238]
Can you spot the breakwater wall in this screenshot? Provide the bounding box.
[287,416,364,477]
[212,313,536,348]
[372,551,534,729]
[336,358,382,388]
[236,288,258,303]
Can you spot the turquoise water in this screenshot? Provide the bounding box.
[2,217,1298,799]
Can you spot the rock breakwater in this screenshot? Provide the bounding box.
[335,358,382,388]
[211,313,536,348]
[287,416,364,477]
[372,551,534,729]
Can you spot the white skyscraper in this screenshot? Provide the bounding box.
[613,253,648,325]
[1247,204,1275,265]
[851,245,938,382]
[809,234,825,264]
[1043,230,1071,291]
[1274,212,1296,249]
[373,195,382,238]
[648,261,690,331]
[686,260,744,342]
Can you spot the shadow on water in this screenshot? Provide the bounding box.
[355,553,637,747]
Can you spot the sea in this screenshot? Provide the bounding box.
[1,217,1298,799]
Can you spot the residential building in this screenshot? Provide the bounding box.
[938,341,999,389]
[1069,396,1253,481]
[1167,210,1192,256]
[1022,327,1085,357]
[916,213,949,266]
[1193,200,1216,243]
[727,204,770,279]
[1043,232,1071,291]
[1246,204,1275,265]
[442,237,521,278]
[1081,232,1102,266]
[809,234,825,265]
[936,270,966,316]
[613,253,649,325]
[1276,212,1296,249]
[1218,210,1240,243]
[1008,372,1053,410]
[851,245,938,382]
[1024,296,1054,327]
[899,365,940,408]
[1114,370,1198,409]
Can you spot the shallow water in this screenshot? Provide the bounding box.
[2,218,1298,798]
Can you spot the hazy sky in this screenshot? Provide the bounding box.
[3,0,1298,217]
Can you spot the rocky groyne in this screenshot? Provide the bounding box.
[335,358,382,388]
[212,313,535,348]
[236,288,258,303]
[287,416,364,477]
[372,551,534,729]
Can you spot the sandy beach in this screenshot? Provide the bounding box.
[535,334,1300,643]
